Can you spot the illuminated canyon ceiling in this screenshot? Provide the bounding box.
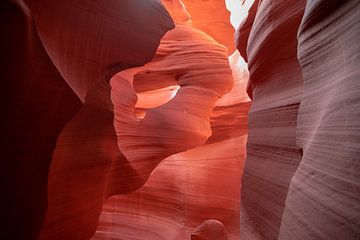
[1,0,359,240]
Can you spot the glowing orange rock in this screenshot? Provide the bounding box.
[34,0,174,239]
[91,3,251,239]
[180,0,235,54]
[40,3,235,239]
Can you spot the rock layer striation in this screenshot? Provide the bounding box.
[237,0,360,239]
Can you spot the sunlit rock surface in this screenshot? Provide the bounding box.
[91,7,251,238]
[93,135,247,240]
[3,0,360,239]
[38,0,251,239]
[110,22,233,179]
[181,0,235,53]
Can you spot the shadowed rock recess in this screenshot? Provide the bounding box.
[1,0,359,240]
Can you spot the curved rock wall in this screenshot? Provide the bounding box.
[3,0,359,239]
[1,0,173,239]
[39,1,249,239]
[26,0,174,102]
[91,13,251,239]
[93,136,247,240]
[238,0,360,239]
[238,0,306,239]
[1,2,82,239]
[279,1,360,239]
[181,0,235,54]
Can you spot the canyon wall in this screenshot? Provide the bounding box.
[90,2,251,239]
[1,0,173,239]
[1,2,82,239]
[2,0,250,239]
[2,0,359,239]
[181,0,235,53]
[91,11,251,239]
[238,0,360,239]
[279,1,360,239]
[238,0,306,238]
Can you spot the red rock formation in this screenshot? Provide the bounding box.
[4,0,359,239]
[2,0,249,239]
[1,2,81,239]
[110,21,233,177]
[89,3,253,238]
[181,0,235,54]
[91,6,251,237]
[191,219,229,240]
[26,0,174,102]
[93,135,247,240]
[1,0,173,239]
[39,1,246,239]
[208,52,250,144]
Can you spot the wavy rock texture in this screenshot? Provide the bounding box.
[40,1,251,238]
[26,0,174,102]
[238,0,306,239]
[5,0,359,239]
[238,0,360,239]
[93,136,247,240]
[2,0,251,239]
[110,22,233,181]
[279,1,360,239]
[181,0,235,54]
[0,0,173,239]
[92,17,251,240]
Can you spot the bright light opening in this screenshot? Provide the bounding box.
[225,0,255,30]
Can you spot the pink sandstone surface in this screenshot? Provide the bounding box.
[237,0,360,239]
[237,0,306,239]
[91,3,250,238]
[1,0,359,240]
[280,1,360,239]
[1,0,173,239]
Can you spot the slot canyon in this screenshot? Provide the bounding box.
[1,0,359,239]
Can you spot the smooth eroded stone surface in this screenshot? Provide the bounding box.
[26,0,174,102]
[181,0,235,53]
[91,18,251,239]
[238,0,306,239]
[0,1,82,239]
[93,136,247,240]
[279,1,360,239]
[17,1,174,239]
[40,10,235,239]
[191,219,229,240]
[110,21,234,187]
